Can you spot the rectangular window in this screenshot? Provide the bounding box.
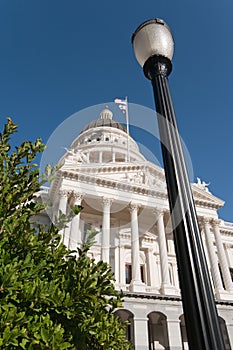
[140,265,145,283]
[125,264,132,284]
[125,264,145,284]
[230,267,233,281]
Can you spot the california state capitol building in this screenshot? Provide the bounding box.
[38,106,233,350]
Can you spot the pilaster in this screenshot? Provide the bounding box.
[166,318,183,350]
[133,317,149,350]
[145,248,159,293]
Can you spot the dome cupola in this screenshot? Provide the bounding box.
[99,107,113,120]
[80,107,127,134]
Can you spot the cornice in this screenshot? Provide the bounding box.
[48,164,225,211]
[119,232,131,240]
[60,169,167,200]
[218,227,233,237]
[141,232,157,244]
[123,292,233,306]
[192,185,224,209]
[58,170,223,210]
[62,161,165,180]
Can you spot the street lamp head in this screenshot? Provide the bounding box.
[132,18,174,68]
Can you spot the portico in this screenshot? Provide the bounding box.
[41,107,233,349]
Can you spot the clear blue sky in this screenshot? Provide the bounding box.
[0,0,233,221]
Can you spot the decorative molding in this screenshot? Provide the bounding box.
[53,169,224,210]
[141,234,157,244]
[61,170,167,200]
[119,232,131,240]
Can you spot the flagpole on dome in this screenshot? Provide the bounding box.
[125,96,130,162]
[114,96,130,162]
[125,96,129,135]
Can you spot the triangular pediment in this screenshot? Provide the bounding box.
[141,231,157,241]
[191,183,224,209]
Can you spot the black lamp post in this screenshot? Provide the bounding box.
[132,19,226,350]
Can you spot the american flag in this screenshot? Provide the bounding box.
[114,96,130,160]
[118,104,127,112]
[114,98,127,105]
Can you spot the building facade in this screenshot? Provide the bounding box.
[40,107,233,349]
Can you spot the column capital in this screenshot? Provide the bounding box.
[128,202,140,213]
[200,217,211,226]
[102,197,114,208]
[71,191,84,201]
[211,219,221,227]
[153,207,166,217]
[225,243,233,249]
[58,189,69,197]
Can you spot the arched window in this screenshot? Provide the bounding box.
[148,312,170,350]
[114,309,134,345]
[179,315,231,350]
[179,315,188,350]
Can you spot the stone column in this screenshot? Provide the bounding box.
[58,190,68,214]
[202,218,224,296]
[69,192,83,251]
[129,203,145,292]
[101,198,113,264]
[134,317,149,350]
[212,219,233,292]
[154,209,173,294]
[58,190,68,242]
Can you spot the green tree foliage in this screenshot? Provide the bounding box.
[0,118,132,349]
